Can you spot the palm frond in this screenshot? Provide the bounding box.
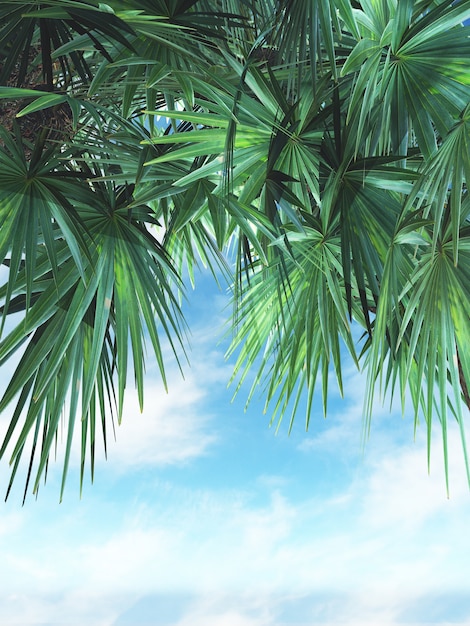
[0,0,469,497]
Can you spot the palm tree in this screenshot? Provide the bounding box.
[0,0,469,500]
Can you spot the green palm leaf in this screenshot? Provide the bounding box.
[0,0,469,498]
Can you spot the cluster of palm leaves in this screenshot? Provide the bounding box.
[0,0,469,499]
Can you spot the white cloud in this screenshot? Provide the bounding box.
[2,432,470,626]
[88,317,235,471]
[172,592,276,626]
[97,372,218,470]
[21,431,469,600]
[0,590,132,626]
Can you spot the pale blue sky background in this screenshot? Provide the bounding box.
[1,267,470,625]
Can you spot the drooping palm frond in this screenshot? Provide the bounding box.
[0,147,186,501]
[0,0,234,499]
[0,0,469,498]
[145,0,470,489]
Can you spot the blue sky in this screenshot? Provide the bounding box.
[1,268,470,625]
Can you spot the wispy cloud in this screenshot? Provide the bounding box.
[96,372,218,470]
[2,424,470,626]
